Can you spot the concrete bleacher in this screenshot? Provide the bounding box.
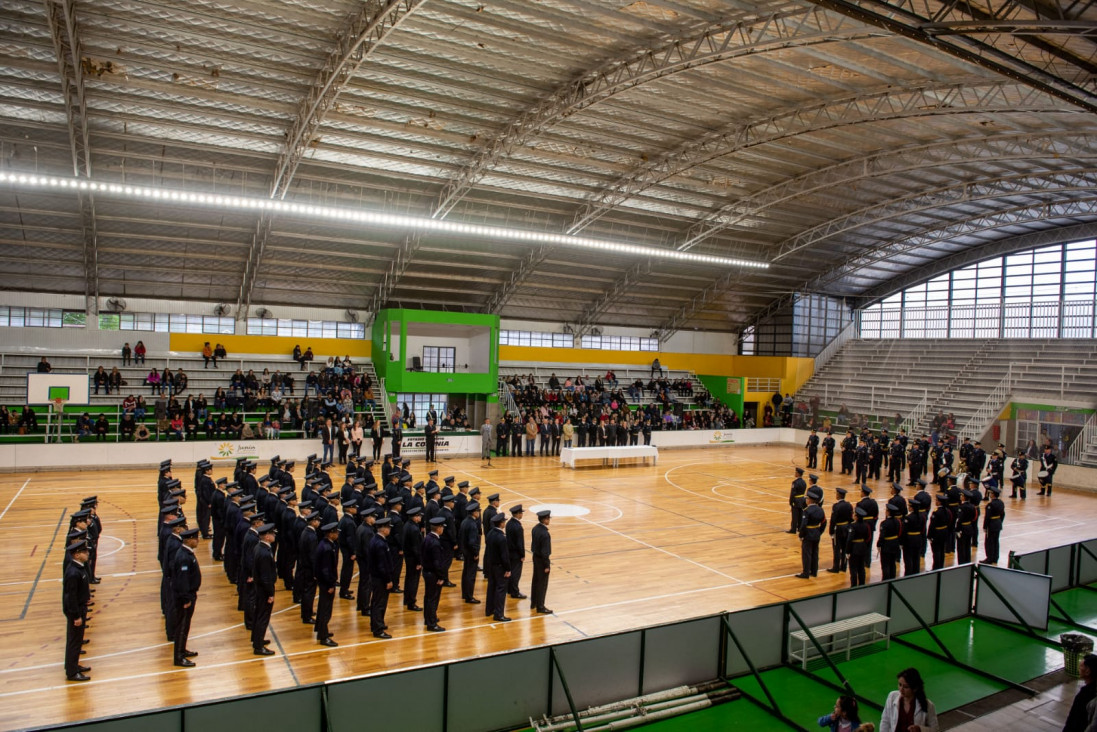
[498,364,713,412]
[797,338,1097,438]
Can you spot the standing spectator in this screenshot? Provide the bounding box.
[201,342,215,369]
[320,418,335,464]
[0,405,10,435]
[879,668,937,732]
[351,418,363,459]
[37,357,52,373]
[121,342,132,366]
[134,340,146,364]
[1063,653,1097,732]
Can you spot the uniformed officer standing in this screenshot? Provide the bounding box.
[901,496,925,576]
[403,507,424,611]
[983,485,1005,564]
[826,487,852,574]
[296,511,321,624]
[196,461,215,539]
[1038,445,1057,496]
[337,500,358,600]
[355,506,377,615]
[422,516,450,632]
[170,528,202,667]
[856,486,879,569]
[424,418,437,462]
[787,467,807,535]
[387,496,405,593]
[506,505,526,599]
[530,510,553,614]
[484,512,511,622]
[822,431,836,472]
[368,518,394,638]
[1010,449,1029,499]
[928,494,952,570]
[63,541,92,681]
[796,487,826,578]
[460,501,482,603]
[314,522,340,647]
[846,507,870,587]
[251,523,278,655]
[876,502,903,580]
[161,514,187,640]
[840,431,856,475]
[887,438,904,483]
[805,429,819,469]
[855,439,871,484]
[210,478,228,561]
[955,490,977,565]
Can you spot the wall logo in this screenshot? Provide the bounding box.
[215,442,259,458]
[398,436,452,455]
[708,431,736,445]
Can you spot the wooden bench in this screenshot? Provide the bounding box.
[560,445,658,468]
[788,612,890,669]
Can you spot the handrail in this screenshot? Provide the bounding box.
[1066,411,1096,466]
[958,368,1013,442]
[899,394,930,435]
[813,320,856,372]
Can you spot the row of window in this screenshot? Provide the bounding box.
[497,329,659,351]
[860,239,1097,339]
[0,307,87,328]
[99,313,237,334]
[0,309,368,339]
[245,318,366,340]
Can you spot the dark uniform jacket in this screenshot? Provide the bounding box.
[63,561,91,619]
[460,516,481,556]
[799,504,826,541]
[314,537,338,589]
[422,532,450,582]
[368,534,393,581]
[531,523,551,566]
[171,545,202,603]
[484,527,510,574]
[506,517,525,570]
[403,521,423,566]
[252,542,277,598]
[297,526,319,579]
[983,498,1005,531]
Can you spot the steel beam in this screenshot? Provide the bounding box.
[236,0,425,318]
[568,80,1066,235]
[772,168,1097,261]
[431,7,883,221]
[679,131,1097,250]
[45,0,98,313]
[570,260,653,339]
[366,233,422,325]
[922,19,1097,35]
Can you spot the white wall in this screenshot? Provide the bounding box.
[499,318,736,356]
[469,330,491,372]
[406,335,470,371]
[0,325,171,356]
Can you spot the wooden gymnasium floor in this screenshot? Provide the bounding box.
[0,444,1092,731]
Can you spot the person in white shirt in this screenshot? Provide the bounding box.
[880,667,938,732]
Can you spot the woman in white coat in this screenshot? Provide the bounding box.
[880,667,938,732]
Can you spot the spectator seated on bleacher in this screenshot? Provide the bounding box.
[134,340,146,364]
[185,411,199,440]
[0,406,10,434]
[94,414,109,441]
[75,413,92,442]
[605,370,618,387]
[109,367,123,393]
[202,342,216,369]
[169,414,184,441]
[119,412,136,440]
[134,422,150,441]
[214,343,227,362]
[36,357,51,373]
[145,368,161,395]
[93,366,109,395]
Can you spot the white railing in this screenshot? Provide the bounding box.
[1066,412,1097,465]
[813,320,856,373]
[899,393,931,435]
[958,368,1013,442]
[378,376,391,420]
[747,377,781,393]
[498,379,519,415]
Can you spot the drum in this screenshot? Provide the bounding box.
[1038,470,1050,479]
[937,467,949,477]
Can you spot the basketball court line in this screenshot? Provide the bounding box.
[0,478,30,523]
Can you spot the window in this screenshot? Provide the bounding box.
[579,334,659,351]
[740,326,755,355]
[422,346,456,373]
[0,307,82,328]
[394,393,449,427]
[859,238,1097,339]
[245,317,363,339]
[499,329,572,347]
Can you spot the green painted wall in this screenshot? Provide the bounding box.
[370,308,499,396]
[697,374,745,416]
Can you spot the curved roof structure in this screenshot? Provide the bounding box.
[2,0,1097,337]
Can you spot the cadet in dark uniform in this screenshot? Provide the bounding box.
[856,485,879,569]
[355,506,377,615]
[840,431,856,475]
[296,511,321,624]
[827,487,852,573]
[805,429,819,469]
[796,486,826,578]
[983,485,1005,564]
[210,478,228,561]
[854,439,871,484]
[506,505,526,598]
[928,493,951,570]
[368,518,394,638]
[161,515,187,640]
[887,438,904,483]
[403,507,424,611]
[63,541,92,681]
[969,441,987,481]
[314,522,340,647]
[877,502,903,580]
[196,461,214,539]
[901,495,925,576]
[170,528,202,667]
[386,496,405,593]
[337,500,358,599]
[956,489,978,565]
[460,501,482,603]
[530,510,553,614]
[1038,445,1057,496]
[822,431,835,472]
[251,523,278,655]
[422,516,450,632]
[846,507,870,587]
[484,512,511,622]
[788,467,806,534]
[1010,449,1029,499]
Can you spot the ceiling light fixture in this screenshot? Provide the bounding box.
[0,172,769,270]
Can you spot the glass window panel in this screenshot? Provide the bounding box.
[62,311,86,328]
[1034,247,1063,263]
[0,305,8,327]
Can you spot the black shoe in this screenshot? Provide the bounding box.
[302,617,316,624]
[80,650,87,655]
[90,578,101,585]
[407,605,423,612]
[826,568,840,573]
[373,632,392,639]
[182,649,198,658]
[493,615,512,622]
[174,659,196,668]
[443,581,456,587]
[536,607,553,614]
[795,573,810,579]
[339,593,355,600]
[427,625,446,632]
[253,647,275,656]
[262,639,271,646]
[67,673,90,682]
[784,530,797,534]
[77,664,92,673]
[510,593,527,600]
[82,639,90,645]
[392,587,402,593]
[319,637,339,647]
[465,598,481,604]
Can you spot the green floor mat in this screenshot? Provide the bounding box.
[805,638,1006,714]
[631,697,795,731]
[1051,588,1097,630]
[732,667,874,730]
[899,617,1062,684]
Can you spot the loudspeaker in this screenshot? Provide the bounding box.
[412,356,422,371]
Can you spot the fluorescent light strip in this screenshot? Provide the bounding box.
[0,172,769,269]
